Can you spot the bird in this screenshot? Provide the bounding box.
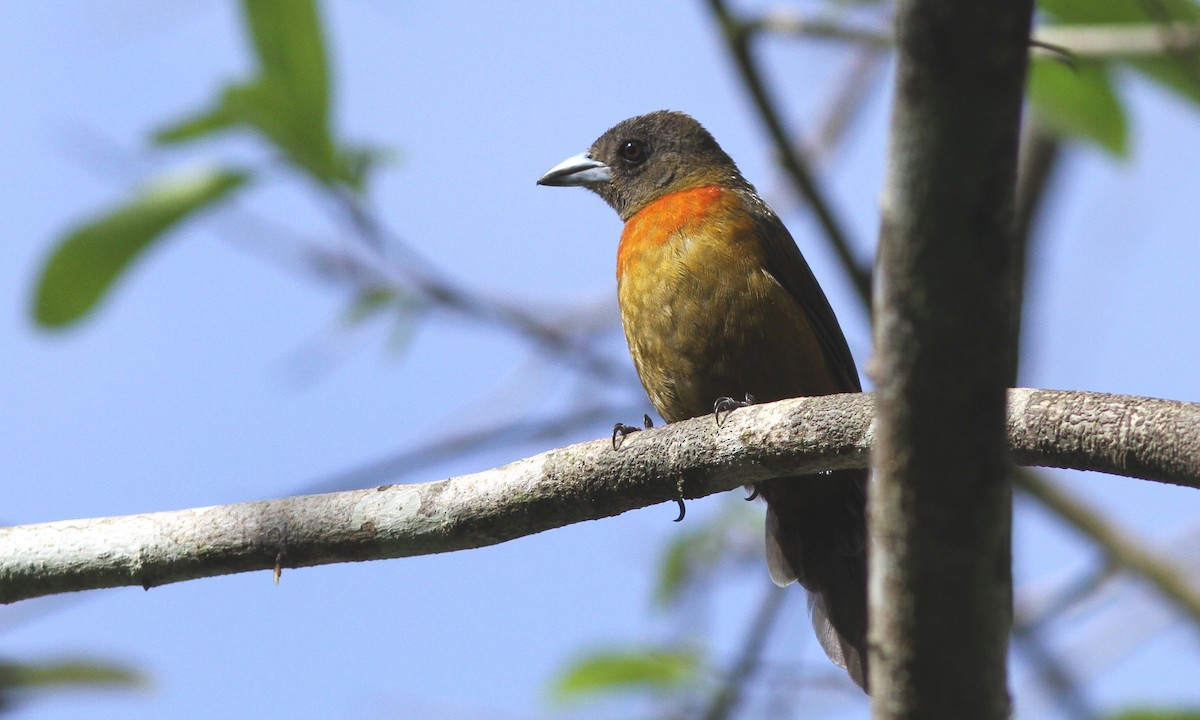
[538,110,869,691]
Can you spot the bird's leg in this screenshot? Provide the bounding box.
[713,394,760,501]
[610,414,684,520]
[612,413,654,450]
[713,392,756,427]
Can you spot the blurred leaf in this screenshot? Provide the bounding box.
[339,287,422,355]
[239,0,340,183]
[657,529,703,606]
[243,0,328,129]
[384,299,422,354]
[655,499,761,607]
[231,77,339,183]
[0,657,145,693]
[656,526,724,607]
[34,166,249,328]
[1039,0,1198,24]
[1129,50,1200,107]
[155,0,376,188]
[152,102,241,145]
[336,144,398,192]
[344,286,402,326]
[1028,57,1129,156]
[1039,0,1200,107]
[1109,711,1200,720]
[550,648,698,703]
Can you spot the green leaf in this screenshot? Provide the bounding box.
[229,77,339,183]
[656,530,700,606]
[34,166,249,328]
[344,287,402,326]
[0,658,145,692]
[238,0,340,183]
[154,1,369,188]
[549,648,698,703]
[152,101,241,145]
[1040,0,1198,25]
[1109,711,1200,720]
[656,526,722,606]
[243,0,328,127]
[1129,54,1200,108]
[1039,0,1200,107]
[336,144,398,192]
[1028,57,1129,156]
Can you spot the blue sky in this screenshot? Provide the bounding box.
[3,2,1200,719]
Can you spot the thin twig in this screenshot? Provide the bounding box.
[806,46,890,167]
[301,400,642,494]
[1011,613,1097,720]
[59,124,633,387]
[1039,20,1200,59]
[328,188,631,382]
[747,12,1200,61]
[706,0,872,300]
[1015,468,1200,625]
[700,587,788,720]
[743,12,892,48]
[1052,525,1200,683]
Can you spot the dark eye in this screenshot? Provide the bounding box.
[618,139,648,163]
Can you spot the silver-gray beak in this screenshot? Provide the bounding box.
[537,152,612,186]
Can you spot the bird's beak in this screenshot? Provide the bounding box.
[537,152,612,186]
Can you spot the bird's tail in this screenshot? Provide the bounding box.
[761,468,869,691]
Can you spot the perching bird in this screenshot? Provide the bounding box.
[538,111,868,690]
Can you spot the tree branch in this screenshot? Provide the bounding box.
[1035,22,1200,59]
[700,586,788,720]
[745,12,1200,61]
[1015,468,1200,624]
[2,389,1197,605]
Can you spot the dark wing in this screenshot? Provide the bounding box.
[748,199,862,393]
[740,192,870,691]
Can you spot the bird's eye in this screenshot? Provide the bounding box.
[619,139,648,163]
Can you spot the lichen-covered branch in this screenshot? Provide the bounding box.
[1,389,1197,605]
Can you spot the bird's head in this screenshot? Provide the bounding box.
[538,110,745,221]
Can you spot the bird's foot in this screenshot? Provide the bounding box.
[674,476,687,522]
[713,393,756,427]
[744,485,760,502]
[612,413,654,450]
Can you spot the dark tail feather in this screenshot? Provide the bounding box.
[762,469,869,691]
[806,549,869,690]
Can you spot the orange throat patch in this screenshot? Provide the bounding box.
[617,185,727,279]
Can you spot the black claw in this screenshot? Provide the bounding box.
[713,397,734,426]
[613,414,655,450]
[612,422,641,450]
[744,486,760,501]
[673,476,688,522]
[713,392,757,427]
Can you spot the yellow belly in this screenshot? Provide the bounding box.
[616,189,837,423]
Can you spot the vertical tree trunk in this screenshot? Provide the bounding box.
[870,1,1034,717]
